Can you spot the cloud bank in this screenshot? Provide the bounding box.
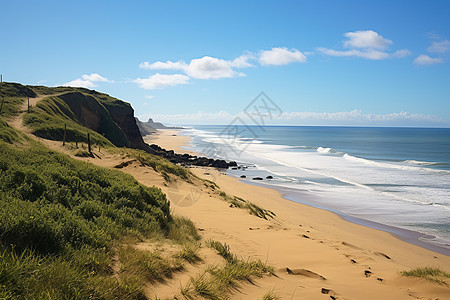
[137,47,307,89]
[138,109,446,127]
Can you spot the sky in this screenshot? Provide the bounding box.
[1,0,450,127]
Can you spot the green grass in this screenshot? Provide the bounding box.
[180,240,274,299]
[219,192,276,220]
[205,239,238,264]
[401,267,450,285]
[174,242,202,264]
[0,139,200,298]
[112,147,192,180]
[0,119,24,143]
[261,289,281,300]
[118,245,183,284]
[23,95,114,147]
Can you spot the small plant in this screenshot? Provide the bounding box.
[205,239,238,264]
[261,289,281,300]
[401,267,450,285]
[174,242,202,264]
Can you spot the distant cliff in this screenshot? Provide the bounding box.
[135,117,183,137]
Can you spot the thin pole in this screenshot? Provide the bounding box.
[87,133,91,153]
[63,123,66,146]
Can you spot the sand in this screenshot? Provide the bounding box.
[8,101,450,299]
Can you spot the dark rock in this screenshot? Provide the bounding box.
[266,175,273,179]
[252,177,263,180]
[240,175,246,178]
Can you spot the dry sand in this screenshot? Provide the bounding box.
[8,101,450,299]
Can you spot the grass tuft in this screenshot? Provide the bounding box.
[261,289,281,300]
[180,240,275,298]
[401,267,450,285]
[174,242,202,264]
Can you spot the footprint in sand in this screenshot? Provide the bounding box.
[341,241,363,250]
[321,288,338,299]
[374,252,391,260]
[285,268,326,280]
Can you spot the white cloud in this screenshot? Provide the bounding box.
[63,79,96,88]
[427,40,450,53]
[258,47,307,66]
[137,48,307,86]
[144,95,154,99]
[185,56,238,79]
[63,73,111,88]
[137,109,444,126]
[81,73,110,82]
[343,30,392,50]
[317,48,390,60]
[392,49,412,58]
[413,54,443,65]
[133,73,190,90]
[318,30,409,61]
[140,54,253,80]
[140,60,187,70]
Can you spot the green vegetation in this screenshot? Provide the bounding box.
[0,119,24,143]
[174,242,202,263]
[219,192,276,220]
[0,140,200,298]
[181,240,274,299]
[23,95,116,147]
[113,148,191,180]
[401,267,450,285]
[261,289,281,300]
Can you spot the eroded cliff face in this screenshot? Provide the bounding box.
[100,100,149,151]
[58,92,130,147]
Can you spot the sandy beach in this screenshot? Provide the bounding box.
[141,129,450,299]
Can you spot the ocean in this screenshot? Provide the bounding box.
[181,125,450,252]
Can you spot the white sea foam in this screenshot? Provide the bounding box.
[317,147,333,153]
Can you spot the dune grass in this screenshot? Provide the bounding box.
[401,267,450,285]
[219,191,276,220]
[0,139,201,298]
[261,289,281,300]
[180,240,274,299]
[111,147,192,180]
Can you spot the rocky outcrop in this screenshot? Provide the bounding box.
[146,144,237,168]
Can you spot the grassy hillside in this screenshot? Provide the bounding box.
[0,82,137,148]
[0,137,200,298]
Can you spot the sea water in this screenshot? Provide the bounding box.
[181,126,450,251]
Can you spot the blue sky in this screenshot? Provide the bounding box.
[1,0,450,126]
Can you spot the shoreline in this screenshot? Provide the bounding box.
[235,179,450,256]
[143,128,450,299]
[149,129,450,256]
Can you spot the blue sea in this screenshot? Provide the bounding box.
[181,126,450,252]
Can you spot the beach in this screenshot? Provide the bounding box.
[141,129,450,299]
